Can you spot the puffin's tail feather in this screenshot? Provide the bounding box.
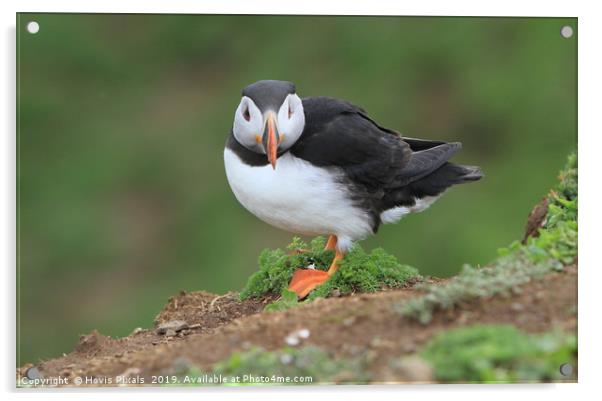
[406,162,483,197]
[451,164,484,183]
[379,162,483,213]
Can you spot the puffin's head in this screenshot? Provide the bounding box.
[232,80,305,169]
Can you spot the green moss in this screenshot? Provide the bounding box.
[421,325,577,382]
[307,246,420,300]
[240,236,420,301]
[239,237,333,300]
[398,152,577,323]
[179,346,370,385]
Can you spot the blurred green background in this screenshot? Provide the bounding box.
[17,14,576,365]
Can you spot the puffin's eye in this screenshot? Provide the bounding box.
[242,106,250,122]
[288,105,293,119]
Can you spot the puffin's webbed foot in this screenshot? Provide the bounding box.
[288,268,330,299]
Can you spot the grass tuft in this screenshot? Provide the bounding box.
[240,236,420,302]
[239,237,334,300]
[306,245,420,300]
[421,325,576,382]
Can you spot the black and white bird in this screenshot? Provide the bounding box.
[224,80,482,298]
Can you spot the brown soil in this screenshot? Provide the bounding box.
[18,262,577,385]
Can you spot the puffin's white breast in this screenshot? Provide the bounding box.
[224,148,373,245]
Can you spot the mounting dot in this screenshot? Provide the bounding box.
[559,363,573,376]
[560,25,573,39]
[26,21,40,34]
[25,367,43,380]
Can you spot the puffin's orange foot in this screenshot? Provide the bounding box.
[288,268,330,299]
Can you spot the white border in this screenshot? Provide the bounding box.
[1,0,584,16]
[3,1,600,400]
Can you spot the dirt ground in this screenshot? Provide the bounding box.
[18,262,577,385]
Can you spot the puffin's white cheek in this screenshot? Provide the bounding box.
[233,96,265,150]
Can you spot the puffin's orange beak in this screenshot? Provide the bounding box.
[262,113,279,170]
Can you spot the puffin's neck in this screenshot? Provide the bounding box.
[225,131,270,167]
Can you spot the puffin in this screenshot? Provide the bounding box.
[224,80,483,299]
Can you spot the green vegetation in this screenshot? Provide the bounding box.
[264,289,300,312]
[240,237,333,300]
[421,325,576,382]
[240,236,420,302]
[399,255,560,324]
[399,153,577,323]
[500,152,577,265]
[307,245,420,301]
[177,325,576,385]
[180,346,369,385]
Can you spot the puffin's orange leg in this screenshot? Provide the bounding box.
[288,236,345,299]
[327,249,344,276]
[324,235,337,251]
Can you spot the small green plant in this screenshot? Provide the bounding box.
[179,346,370,385]
[240,237,333,300]
[241,236,420,301]
[398,152,577,323]
[307,246,419,300]
[264,289,301,312]
[555,152,577,201]
[421,325,576,382]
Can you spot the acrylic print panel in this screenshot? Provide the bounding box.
[16,13,577,387]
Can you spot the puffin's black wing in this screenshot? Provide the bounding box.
[291,97,460,192]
